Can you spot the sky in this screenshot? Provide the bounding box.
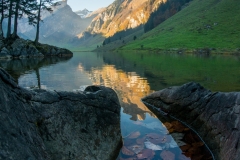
[67,0,115,11]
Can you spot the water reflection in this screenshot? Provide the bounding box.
[2,52,238,159]
[80,64,154,121]
[101,52,240,92]
[0,57,72,88]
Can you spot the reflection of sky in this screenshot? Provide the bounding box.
[12,52,216,159]
[19,72,38,88]
[19,62,93,91]
[17,52,155,122]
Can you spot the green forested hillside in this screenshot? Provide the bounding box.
[119,0,240,52]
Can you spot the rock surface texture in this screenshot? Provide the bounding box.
[0,68,122,160]
[142,82,240,160]
[0,38,73,59]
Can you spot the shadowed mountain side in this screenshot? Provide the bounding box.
[93,25,144,52]
[71,26,144,51]
[70,33,105,51]
[3,1,98,48]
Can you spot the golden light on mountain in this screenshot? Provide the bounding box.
[77,63,156,120]
[86,0,165,37]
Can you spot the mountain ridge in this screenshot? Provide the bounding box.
[75,8,93,18]
[73,0,166,51]
[119,0,240,52]
[85,0,164,37]
[11,1,97,48]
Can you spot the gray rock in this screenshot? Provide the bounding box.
[0,68,122,160]
[142,82,240,160]
[0,47,12,59]
[10,39,44,58]
[36,44,73,57]
[0,39,3,48]
[2,38,72,58]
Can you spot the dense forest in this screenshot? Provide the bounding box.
[102,25,143,46]
[144,0,192,32]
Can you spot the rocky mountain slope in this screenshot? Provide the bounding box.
[73,0,165,51]
[120,0,240,52]
[83,0,164,37]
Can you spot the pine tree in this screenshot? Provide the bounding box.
[6,0,13,38]
[35,0,56,44]
[12,0,38,38]
[0,0,8,38]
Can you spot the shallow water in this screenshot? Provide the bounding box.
[2,52,240,159]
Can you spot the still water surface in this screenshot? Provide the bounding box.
[2,52,240,159]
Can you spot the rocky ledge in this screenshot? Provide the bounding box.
[0,68,122,159]
[0,37,73,59]
[142,82,240,160]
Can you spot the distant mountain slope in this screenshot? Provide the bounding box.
[120,0,240,51]
[16,1,96,47]
[75,8,92,18]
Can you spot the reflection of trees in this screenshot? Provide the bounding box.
[78,64,156,121]
[0,57,72,88]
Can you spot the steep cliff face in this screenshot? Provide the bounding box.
[85,0,164,37]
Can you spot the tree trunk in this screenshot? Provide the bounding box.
[7,0,13,38]
[12,0,20,38]
[35,0,41,44]
[0,15,3,39]
[35,68,41,89]
[0,0,4,39]
[0,17,3,39]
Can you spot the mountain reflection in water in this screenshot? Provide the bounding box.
[2,52,238,159]
[79,64,155,120]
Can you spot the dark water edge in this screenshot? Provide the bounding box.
[1,52,240,159]
[101,52,240,92]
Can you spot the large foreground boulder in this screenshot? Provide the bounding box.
[0,68,122,159]
[142,82,240,160]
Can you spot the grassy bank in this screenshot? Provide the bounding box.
[118,0,240,51]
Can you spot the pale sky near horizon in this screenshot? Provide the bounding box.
[67,0,115,11]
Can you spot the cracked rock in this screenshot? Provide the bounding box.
[0,68,122,160]
[142,82,240,160]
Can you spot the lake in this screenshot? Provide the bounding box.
[2,52,240,159]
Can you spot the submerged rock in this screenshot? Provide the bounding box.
[142,82,240,160]
[0,68,122,159]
